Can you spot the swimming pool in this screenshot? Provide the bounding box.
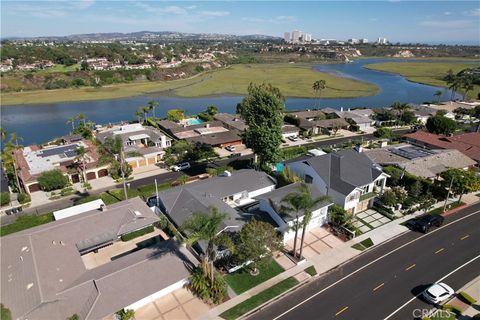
[186,118,204,125]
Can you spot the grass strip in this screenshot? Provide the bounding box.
[1,212,54,237]
[220,277,298,320]
[225,259,284,294]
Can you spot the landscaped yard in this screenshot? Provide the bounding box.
[0,212,54,237]
[351,237,374,251]
[220,277,298,320]
[224,259,284,294]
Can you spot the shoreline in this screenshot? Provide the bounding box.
[0,63,379,106]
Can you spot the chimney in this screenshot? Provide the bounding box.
[223,170,232,177]
[348,108,351,112]
[340,107,344,112]
[160,135,167,148]
[206,123,210,128]
[100,204,106,212]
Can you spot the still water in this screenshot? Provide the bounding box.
[1,58,462,145]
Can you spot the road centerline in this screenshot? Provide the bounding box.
[373,283,385,292]
[335,306,349,316]
[405,264,416,271]
[435,248,445,254]
[460,234,470,240]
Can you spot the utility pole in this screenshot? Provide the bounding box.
[11,151,23,193]
[443,175,454,212]
[154,178,159,207]
[120,148,128,200]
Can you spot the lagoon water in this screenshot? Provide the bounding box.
[1,58,462,145]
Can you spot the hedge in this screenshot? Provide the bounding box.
[442,304,463,316]
[458,291,477,305]
[120,226,154,241]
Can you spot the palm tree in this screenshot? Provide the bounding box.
[182,207,234,284]
[76,113,86,126]
[75,146,87,183]
[147,100,159,119]
[281,185,305,259]
[312,80,326,108]
[9,133,22,146]
[461,75,474,101]
[86,120,96,130]
[434,90,443,103]
[134,110,143,123]
[391,101,410,125]
[448,77,462,101]
[141,106,151,123]
[67,117,75,131]
[1,128,6,144]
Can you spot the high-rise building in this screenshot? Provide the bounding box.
[284,32,290,42]
[291,30,302,43]
[360,38,369,44]
[376,37,388,45]
[348,38,359,44]
[304,33,312,42]
[285,30,312,43]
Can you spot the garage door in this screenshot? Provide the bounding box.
[86,172,96,180]
[97,169,108,177]
[28,183,41,193]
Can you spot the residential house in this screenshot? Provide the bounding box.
[1,197,197,320]
[213,113,247,132]
[282,124,300,140]
[96,123,172,170]
[156,169,276,233]
[13,139,108,193]
[157,120,242,148]
[408,104,438,124]
[364,144,476,180]
[404,131,480,166]
[287,149,389,214]
[255,183,333,242]
[296,118,349,136]
[334,108,375,132]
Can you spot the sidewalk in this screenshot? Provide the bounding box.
[458,276,480,319]
[199,194,480,320]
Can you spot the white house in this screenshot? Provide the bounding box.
[255,183,333,242]
[287,149,389,214]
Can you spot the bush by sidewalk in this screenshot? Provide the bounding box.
[458,291,477,305]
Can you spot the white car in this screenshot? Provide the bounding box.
[171,162,191,171]
[288,136,299,142]
[423,283,455,304]
[225,145,236,152]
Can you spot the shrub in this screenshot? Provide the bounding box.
[472,314,480,319]
[115,309,135,320]
[120,226,154,241]
[442,304,463,316]
[38,170,69,191]
[17,193,31,204]
[304,266,317,276]
[458,291,477,305]
[373,127,393,139]
[1,192,10,206]
[1,304,11,320]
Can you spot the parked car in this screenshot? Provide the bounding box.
[288,135,299,142]
[228,152,242,158]
[225,145,236,152]
[406,214,444,233]
[423,283,455,304]
[171,162,191,171]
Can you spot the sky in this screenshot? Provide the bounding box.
[1,1,479,45]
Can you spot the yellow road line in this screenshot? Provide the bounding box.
[335,306,349,316]
[435,248,445,254]
[373,283,385,291]
[405,264,416,271]
[460,235,470,240]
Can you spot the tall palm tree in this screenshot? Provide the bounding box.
[9,133,22,146]
[86,120,96,130]
[182,207,234,284]
[75,146,87,183]
[281,185,305,258]
[1,128,6,142]
[67,117,75,131]
[461,75,474,101]
[434,90,443,103]
[147,100,159,119]
[448,77,462,101]
[76,113,87,126]
[312,80,326,108]
[134,110,143,124]
[141,106,151,123]
[391,101,410,125]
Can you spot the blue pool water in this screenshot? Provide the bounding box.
[187,118,204,125]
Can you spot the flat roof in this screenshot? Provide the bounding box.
[54,199,105,221]
[128,133,150,141]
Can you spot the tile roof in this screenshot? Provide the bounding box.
[404,131,480,162]
[0,197,191,320]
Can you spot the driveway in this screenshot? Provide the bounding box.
[134,286,212,320]
[284,226,345,260]
[353,209,392,233]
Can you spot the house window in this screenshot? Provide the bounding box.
[305,174,313,184]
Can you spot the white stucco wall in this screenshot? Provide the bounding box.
[248,185,276,198]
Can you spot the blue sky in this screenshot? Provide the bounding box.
[1,1,479,44]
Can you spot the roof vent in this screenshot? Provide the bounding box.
[27,283,34,290]
[60,241,65,246]
[52,240,56,245]
[134,210,142,216]
[100,204,106,212]
[223,170,232,177]
[21,246,29,252]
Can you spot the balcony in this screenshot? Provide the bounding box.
[359,191,377,202]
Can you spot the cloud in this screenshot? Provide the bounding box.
[135,3,188,15]
[420,20,475,29]
[199,11,230,17]
[7,3,68,18]
[75,0,95,10]
[242,15,295,24]
[464,8,480,17]
[444,11,451,16]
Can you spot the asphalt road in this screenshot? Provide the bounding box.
[248,203,480,320]
[1,129,410,225]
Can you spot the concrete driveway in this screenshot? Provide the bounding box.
[284,226,345,260]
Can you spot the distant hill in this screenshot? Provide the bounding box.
[6,31,281,42]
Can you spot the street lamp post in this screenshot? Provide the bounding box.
[443,175,454,212]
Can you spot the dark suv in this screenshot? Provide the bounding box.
[406,214,444,233]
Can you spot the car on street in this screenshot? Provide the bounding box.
[423,283,455,304]
[228,152,242,158]
[288,135,299,142]
[225,145,236,152]
[171,162,191,171]
[405,214,444,233]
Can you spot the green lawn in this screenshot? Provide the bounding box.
[351,237,374,251]
[224,259,284,294]
[220,277,298,320]
[427,201,465,216]
[0,212,54,237]
[2,63,379,105]
[364,61,480,99]
[304,265,317,276]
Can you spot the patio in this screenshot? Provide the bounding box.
[353,209,392,233]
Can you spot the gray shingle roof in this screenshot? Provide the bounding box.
[0,198,195,320]
[158,169,276,230]
[255,183,332,222]
[185,129,242,146]
[297,149,384,195]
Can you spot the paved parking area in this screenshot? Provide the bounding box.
[214,144,252,158]
[134,286,212,320]
[284,226,345,260]
[353,209,392,233]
